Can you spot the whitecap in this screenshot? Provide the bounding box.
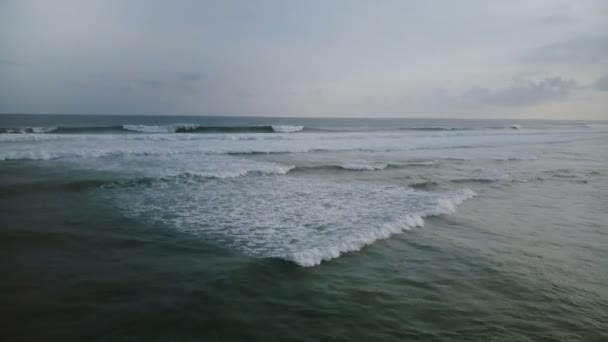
[271,125,304,133]
[102,177,477,267]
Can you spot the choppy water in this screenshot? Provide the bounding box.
[1,114,607,341]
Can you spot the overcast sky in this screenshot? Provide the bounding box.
[1,0,607,118]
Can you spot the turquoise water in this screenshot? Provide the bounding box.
[1,115,607,341]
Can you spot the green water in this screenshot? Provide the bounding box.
[1,116,607,341]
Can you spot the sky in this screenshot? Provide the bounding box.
[0,0,607,119]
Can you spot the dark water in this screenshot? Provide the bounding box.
[1,115,607,341]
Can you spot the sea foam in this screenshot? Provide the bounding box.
[271,125,304,133]
[103,176,476,267]
[0,128,579,161]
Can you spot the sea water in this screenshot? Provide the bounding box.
[1,114,607,341]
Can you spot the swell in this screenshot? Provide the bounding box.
[0,123,524,135]
[0,126,125,134]
[293,164,394,172]
[0,157,445,197]
[398,125,521,132]
[0,124,307,134]
[291,161,435,172]
[0,166,297,196]
[0,179,112,197]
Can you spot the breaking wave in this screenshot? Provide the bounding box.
[0,124,307,134]
[290,189,477,267]
[104,174,477,267]
[0,123,526,135]
[294,163,392,172]
[398,125,522,131]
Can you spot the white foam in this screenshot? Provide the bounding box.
[287,189,476,267]
[71,154,295,180]
[0,127,593,161]
[271,125,304,133]
[122,124,177,133]
[32,126,58,133]
[337,162,388,171]
[0,126,57,134]
[403,160,438,166]
[103,176,477,267]
[122,124,304,134]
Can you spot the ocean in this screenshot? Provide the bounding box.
[1,114,607,341]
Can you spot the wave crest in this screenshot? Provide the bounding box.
[288,188,476,267]
[0,124,307,135]
[271,125,304,133]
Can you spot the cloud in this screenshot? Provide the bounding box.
[594,76,608,91]
[537,15,577,26]
[0,59,28,67]
[176,71,205,82]
[130,72,205,89]
[463,77,579,106]
[522,36,608,65]
[133,79,168,88]
[0,1,606,118]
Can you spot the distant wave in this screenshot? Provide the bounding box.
[0,123,527,135]
[399,127,469,131]
[125,124,305,134]
[0,124,307,134]
[450,174,510,183]
[0,148,383,161]
[0,126,60,134]
[294,163,392,172]
[0,165,297,196]
[292,160,438,172]
[271,125,304,133]
[409,180,439,189]
[398,125,522,132]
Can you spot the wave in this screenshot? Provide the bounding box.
[0,165,297,196]
[0,179,112,197]
[0,124,307,134]
[271,125,304,133]
[0,148,383,161]
[450,174,510,183]
[169,165,295,180]
[398,125,522,132]
[409,180,439,189]
[402,160,439,166]
[399,127,462,131]
[106,174,478,268]
[292,160,438,172]
[0,123,527,135]
[0,126,59,134]
[125,124,306,134]
[287,188,477,267]
[294,163,391,172]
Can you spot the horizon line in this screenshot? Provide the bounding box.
[0,112,605,122]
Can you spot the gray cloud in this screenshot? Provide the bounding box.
[130,72,205,90]
[594,76,608,91]
[0,58,28,67]
[522,36,608,65]
[537,15,577,26]
[133,79,169,88]
[176,72,205,82]
[0,0,606,118]
[464,77,579,106]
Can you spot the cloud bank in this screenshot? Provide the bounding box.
[0,0,606,119]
